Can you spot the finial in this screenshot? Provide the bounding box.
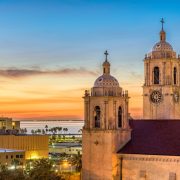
[160,18,166,41]
[160,18,165,31]
[104,50,109,61]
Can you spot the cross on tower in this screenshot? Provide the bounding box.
[161,18,165,30]
[104,50,108,61]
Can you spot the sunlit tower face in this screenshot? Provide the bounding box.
[143,19,180,119]
[82,51,131,179]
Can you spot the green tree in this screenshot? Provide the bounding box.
[63,128,68,134]
[45,125,48,129]
[42,129,45,135]
[78,129,82,134]
[28,159,61,180]
[37,129,41,134]
[24,128,27,134]
[69,151,82,172]
[57,127,62,134]
[0,164,26,180]
[11,159,20,170]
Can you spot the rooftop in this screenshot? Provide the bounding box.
[0,148,25,153]
[119,120,180,156]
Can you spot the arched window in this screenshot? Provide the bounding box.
[154,67,160,84]
[118,107,122,128]
[94,106,100,128]
[174,67,177,85]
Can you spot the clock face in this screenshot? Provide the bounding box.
[150,90,162,104]
[173,92,179,103]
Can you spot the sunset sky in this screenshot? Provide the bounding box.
[0,0,180,120]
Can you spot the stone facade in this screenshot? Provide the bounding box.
[120,154,180,180]
[143,25,180,119]
[82,52,131,180]
[82,21,180,180]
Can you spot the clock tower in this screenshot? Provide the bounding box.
[143,19,180,119]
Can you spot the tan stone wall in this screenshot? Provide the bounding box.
[82,130,131,180]
[0,135,48,159]
[143,58,180,119]
[84,96,129,130]
[120,154,180,180]
[82,72,130,180]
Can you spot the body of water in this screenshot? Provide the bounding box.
[20,120,84,134]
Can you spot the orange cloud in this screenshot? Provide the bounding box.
[0,67,98,78]
[0,66,143,120]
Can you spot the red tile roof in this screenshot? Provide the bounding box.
[119,120,180,156]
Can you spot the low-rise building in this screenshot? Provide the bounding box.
[0,148,25,167]
[49,142,82,155]
[0,117,20,130]
[0,135,49,160]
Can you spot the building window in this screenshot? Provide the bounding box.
[16,155,19,158]
[139,170,146,178]
[20,155,23,158]
[94,106,100,128]
[154,67,160,84]
[174,67,177,85]
[6,155,8,159]
[118,107,122,128]
[11,155,13,159]
[169,172,176,180]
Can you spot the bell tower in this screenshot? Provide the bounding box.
[143,19,180,119]
[82,51,131,180]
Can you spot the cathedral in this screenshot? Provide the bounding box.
[82,20,180,180]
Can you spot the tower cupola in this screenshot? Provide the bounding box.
[146,18,176,59]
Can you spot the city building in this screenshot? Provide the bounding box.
[82,20,180,180]
[0,148,25,167]
[49,142,82,155]
[0,117,20,130]
[0,135,49,160]
[0,117,49,161]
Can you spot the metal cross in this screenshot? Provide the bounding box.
[160,18,165,30]
[104,50,108,61]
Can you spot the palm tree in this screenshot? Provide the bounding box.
[63,128,68,134]
[24,128,27,134]
[42,129,45,135]
[69,151,82,172]
[11,159,20,170]
[78,129,82,134]
[58,127,62,134]
[45,125,48,134]
[37,129,41,134]
[54,127,57,134]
